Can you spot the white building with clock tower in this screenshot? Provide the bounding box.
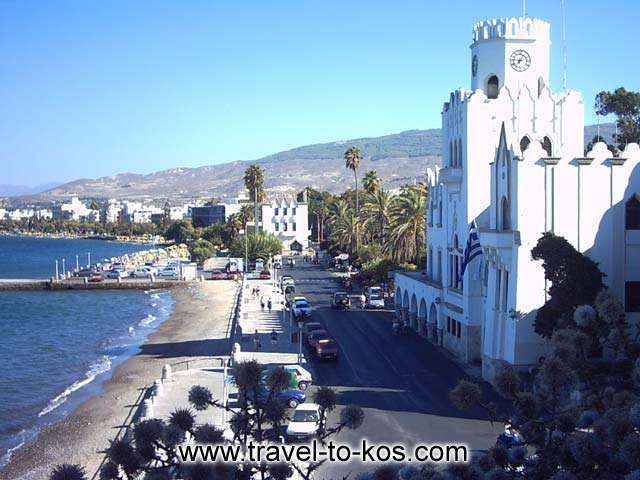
[394,16,640,382]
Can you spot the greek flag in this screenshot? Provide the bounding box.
[460,221,482,281]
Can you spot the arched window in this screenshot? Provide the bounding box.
[541,136,553,157]
[627,195,640,230]
[486,75,499,99]
[538,77,545,97]
[501,196,511,230]
[452,141,457,167]
[449,141,453,167]
[520,136,531,153]
[438,200,443,225]
[457,139,463,166]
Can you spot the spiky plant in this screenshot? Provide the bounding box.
[169,408,196,433]
[49,464,87,480]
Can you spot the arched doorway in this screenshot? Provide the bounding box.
[418,299,428,336]
[410,294,418,331]
[429,303,438,342]
[395,287,402,318]
[402,291,410,324]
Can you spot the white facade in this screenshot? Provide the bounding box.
[395,16,640,381]
[261,197,310,250]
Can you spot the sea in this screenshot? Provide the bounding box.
[0,235,175,467]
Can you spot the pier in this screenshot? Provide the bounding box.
[0,277,189,291]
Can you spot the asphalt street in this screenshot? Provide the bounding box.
[282,259,503,475]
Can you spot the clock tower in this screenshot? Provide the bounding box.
[469,17,551,98]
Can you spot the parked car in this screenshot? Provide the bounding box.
[209,269,227,280]
[286,403,321,440]
[263,365,313,391]
[132,266,155,278]
[315,338,338,360]
[76,268,96,278]
[365,286,385,309]
[245,387,306,408]
[259,270,271,280]
[284,284,296,295]
[159,266,179,278]
[307,329,329,349]
[292,299,312,319]
[331,292,351,309]
[88,272,103,283]
[107,269,128,279]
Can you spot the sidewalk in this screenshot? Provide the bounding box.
[236,277,302,366]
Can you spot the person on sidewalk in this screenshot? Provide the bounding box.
[254,329,261,350]
[267,297,272,312]
[360,293,367,310]
[260,297,265,311]
[271,329,278,347]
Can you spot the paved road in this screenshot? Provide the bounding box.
[282,259,503,475]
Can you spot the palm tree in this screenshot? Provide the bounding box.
[362,170,381,194]
[343,147,363,213]
[344,147,363,250]
[238,204,254,226]
[243,165,265,232]
[385,188,426,264]
[328,199,358,253]
[361,188,394,246]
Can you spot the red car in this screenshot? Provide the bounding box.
[88,273,103,283]
[209,269,227,280]
[259,270,271,280]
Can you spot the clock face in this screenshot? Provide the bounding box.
[510,50,531,72]
[472,55,478,77]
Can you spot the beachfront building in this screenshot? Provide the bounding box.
[394,16,640,382]
[261,196,310,251]
[6,208,35,221]
[51,196,93,221]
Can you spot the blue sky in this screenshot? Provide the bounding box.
[1,0,638,186]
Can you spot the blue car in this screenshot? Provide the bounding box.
[255,388,306,408]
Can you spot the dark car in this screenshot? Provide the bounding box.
[209,269,227,280]
[315,338,338,360]
[307,329,329,349]
[331,292,351,309]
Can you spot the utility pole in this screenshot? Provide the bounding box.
[75,255,79,272]
[55,260,59,280]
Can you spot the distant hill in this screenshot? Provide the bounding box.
[0,182,62,198]
[10,123,616,205]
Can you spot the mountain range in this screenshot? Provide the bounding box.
[6,123,615,205]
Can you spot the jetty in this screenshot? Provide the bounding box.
[0,277,188,291]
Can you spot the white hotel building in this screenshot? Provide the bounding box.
[261,197,311,251]
[395,16,640,382]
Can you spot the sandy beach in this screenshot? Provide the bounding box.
[0,279,238,480]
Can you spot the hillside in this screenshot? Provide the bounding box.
[13,123,615,204]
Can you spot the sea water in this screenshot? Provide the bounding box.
[0,236,175,466]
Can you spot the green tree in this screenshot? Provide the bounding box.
[343,146,363,214]
[361,188,395,246]
[244,164,265,232]
[189,238,216,265]
[238,204,254,227]
[229,232,282,262]
[595,87,640,149]
[385,187,426,265]
[362,170,381,194]
[531,232,605,338]
[164,220,195,245]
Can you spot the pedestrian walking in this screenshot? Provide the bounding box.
[271,329,278,347]
[267,297,272,312]
[252,287,256,297]
[360,293,367,310]
[253,329,260,350]
[260,296,265,311]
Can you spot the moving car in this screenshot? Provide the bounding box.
[259,270,271,280]
[315,338,338,360]
[331,292,351,309]
[280,276,294,289]
[292,299,312,319]
[307,329,329,349]
[365,286,385,309]
[286,403,321,440]
[284,284,296,295]
[302,322,323,340]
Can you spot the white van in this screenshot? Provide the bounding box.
[365,286,385,309]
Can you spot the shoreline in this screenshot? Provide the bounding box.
[0,280,238,480]
[0,231,165,246]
